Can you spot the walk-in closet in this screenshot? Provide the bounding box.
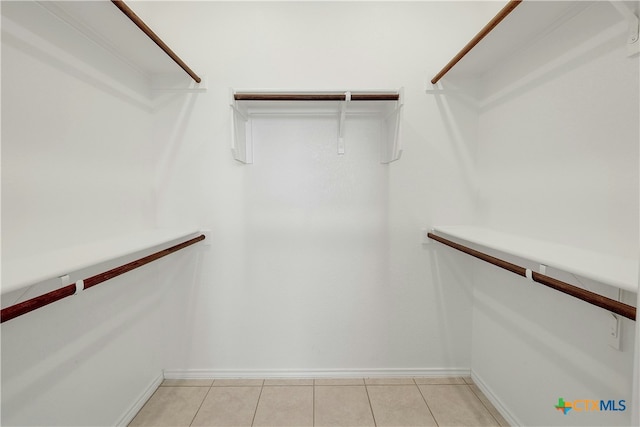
[2,1,639,426]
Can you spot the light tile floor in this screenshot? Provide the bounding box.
[129,377,510,427]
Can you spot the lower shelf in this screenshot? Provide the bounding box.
[1,230,205,323]
[431,225,638,293]
[2,229,202,299]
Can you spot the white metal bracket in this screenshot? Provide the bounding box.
[337,91,350,155]
[230,88,403,164]
[380,87,404,164]
[75,280,84,295]
[230,89,253,164]
[610,1,640,57]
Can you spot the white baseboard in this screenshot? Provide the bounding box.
[116,372,164,427]
[162,367,471,379]
[471,370,521,427]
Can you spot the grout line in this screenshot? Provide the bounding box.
[462,384,502,426]
[151,378,498,427]
[467,383,504,426]
[415,381,440,427]
[364,384,378,427]
[188,385,212,427]
[211,379,265,387]
[261,384,315,386]
[250,382,264,427]
[160,384,213,387]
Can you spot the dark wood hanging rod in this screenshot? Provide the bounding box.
[428,232,637,321]
[111,0,202,84]
[431,0,523,84]
[1,234,205,324]
[234,93,400,102]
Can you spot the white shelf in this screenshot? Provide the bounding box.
[1,229,201,297]
[42,1,181,77]
[2,1,206,92]
[442,1,593,81]
[230,89,403,164]
[432,225,638,293]
[431,1,638,88]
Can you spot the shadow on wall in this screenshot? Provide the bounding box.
[1,267,166,423]
[234,114,393,367]
[473,264,633,399]
[154,92,199,194]
[426,243,474,367]
[477,19,629,113]
[1,249,205,425]
[2,11,153,111]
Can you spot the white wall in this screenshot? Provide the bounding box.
[1,2,154,257]
[134,1,498,374]
[1,2,200,425]
[1,1,502,424]
[467,2,639,426]
[8,1,633,426]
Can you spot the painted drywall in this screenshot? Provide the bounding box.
[1,2,154,258]
[10,1,628,425]
[1,1,502,424]
[467,2,639,426]
[0,2,200,425]
[132,1,499,374]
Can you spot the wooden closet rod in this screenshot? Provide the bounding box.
[234,93,400,101]
[0,234,205,324]
[430,0,522,84]
[428,232,637,321]
[111,0,202,84]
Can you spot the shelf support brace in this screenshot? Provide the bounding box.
[338,91,350,155]
[380,88,403,164]
[230,89,253,164]
[609,1,639,57]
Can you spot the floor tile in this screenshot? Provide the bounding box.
[364,377,415,385]
[213,378,264,386]
[129,386,208,427]
[191,386,261,427]
[419,385,500,427]
[264,378,314,386]
[315,386,375,426]
[253,386,313,426]
[162,379,214,387]
[414,377,466,385]
[367,385,437,426]
[469,384,510,426]
[314,378,365,386]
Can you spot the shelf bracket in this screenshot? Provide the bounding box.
[230,89,253,164]
[380,88,403,164]
[230,88,402,164]
[337,91,350,155]
[609,1,639,57]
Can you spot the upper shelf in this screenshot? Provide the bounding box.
[431,0,639,84]
[230,90,404,164]
[432,226,638,293]
[7,0,204,88]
